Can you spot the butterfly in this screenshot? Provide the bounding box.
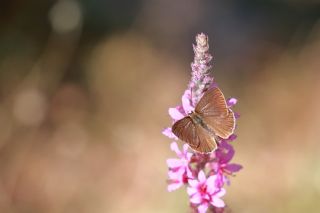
[172,87,235,153]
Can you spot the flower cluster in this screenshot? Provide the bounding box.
[163,33,242,213]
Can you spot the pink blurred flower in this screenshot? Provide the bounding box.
[210,141,242,187]
[227,97,237,107]
[167,89,194,121]
[168,106,185,121]
[188,171,226,212]
[167,142,193,191]
[222,134,237,143]
[182,89,194,114]
[162,127,178,140]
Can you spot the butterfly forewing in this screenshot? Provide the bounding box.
[195,87,235,139]
[172,117,200,149]
[195,87,229,117]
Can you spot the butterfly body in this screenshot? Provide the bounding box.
[172,87,235,153]
[189,112,203,125]
[189,112,212,135]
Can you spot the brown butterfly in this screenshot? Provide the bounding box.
[172,87,235,153]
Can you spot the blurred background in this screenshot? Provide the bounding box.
[0,0,320,212]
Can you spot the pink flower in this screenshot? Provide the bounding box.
[227,97,237,107]
[227,97,240,119]
[168,89,194,121]
[168,106,185,121]
[182,89,194,114]
[221,134,237,143]
[188,171,226,212]
[210,141,242,187]
[167,142,193,191]
[163,33,243,212]
[162,127,178,140]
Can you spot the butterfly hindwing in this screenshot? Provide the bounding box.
[195,87,229,117]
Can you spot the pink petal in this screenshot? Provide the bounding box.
[224,163,243,173]
[187,187,197,196]
[211,197,225,208]
[162,128,178,140]
[168,170,179,179]
[215,188,226,197]
[182,143,189,154]
[206,175,218,194]
[220,134,237,143]
[186,152,193,161]
[168,169,184,180]
[215,174,225,188]
[223,176,231,186]
[227,98,237,107]
[216,142,234,164]
[182,89,194,114]
[198,203,209,213]
[225,148,235,163]
[198,170,206,183]
[210,162,219,173]
[168,182,183,192]
[208,82,218,90]
[186,167,194,179]
[189,193,202,204]
[218,140,232,150]
[203,76,214,85]
[170,142,181,155]
[203,194,210,200]
[169,107,185,120]
[222,150,235,164]
[228,134,237,141]
[188,179,199,188]
[166,159,183,168]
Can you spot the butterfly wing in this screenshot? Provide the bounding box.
[172,116,217,153]
[195,87,235,139]
[172,117,200,149]
[202,109,235,139]
[193,124,217,153]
